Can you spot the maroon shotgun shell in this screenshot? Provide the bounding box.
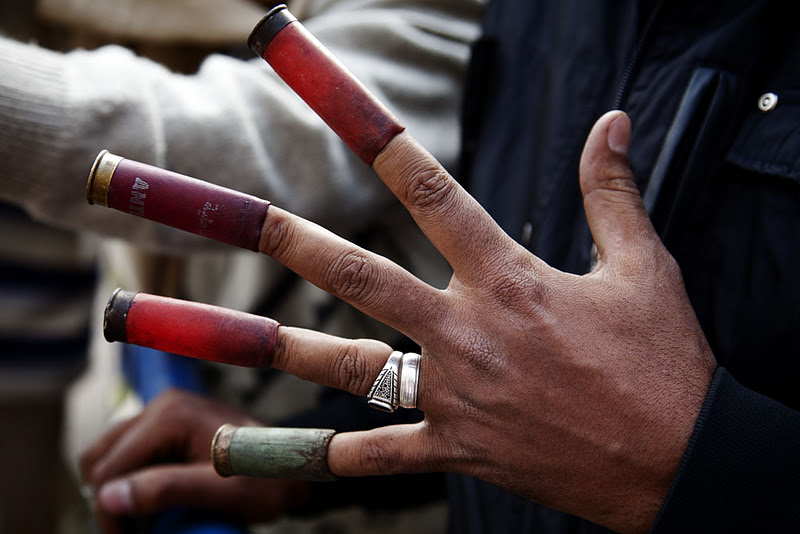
[87,150,270,251]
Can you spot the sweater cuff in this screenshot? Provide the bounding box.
[651,367,800,532]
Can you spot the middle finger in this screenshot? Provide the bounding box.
[259,206,443,338]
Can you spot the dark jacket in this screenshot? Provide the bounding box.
[450,0,800,531]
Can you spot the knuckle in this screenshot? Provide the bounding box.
[636,240,682,281]
[584,174,641,212]
[406,166,456,215]
[652,249,686,290]
[329,343,372,394]
[259,216,293,261]
[457,398,485,425]
[491,272,531,309]
[485,256,544,312]
[602,172,639,196]
[153,388,192,416]
[460,331,507,381]
[359,437,396,474]
[322,249,379,303]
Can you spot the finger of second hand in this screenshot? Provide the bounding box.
[86,403,189,489]
[80,416,139,486]
[258,206,443,337]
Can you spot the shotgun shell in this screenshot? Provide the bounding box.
[104,288,279,368]
[86,149,122,206]
[248,4,405,166]
[86,151,271,251]
[212,424,337,481]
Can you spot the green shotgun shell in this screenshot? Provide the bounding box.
[212,424,337,481]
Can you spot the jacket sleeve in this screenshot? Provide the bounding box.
[651,367,800,532]
[0,0,482,252]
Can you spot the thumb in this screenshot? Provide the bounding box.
[327,423,443,477]
[579,110,659,269]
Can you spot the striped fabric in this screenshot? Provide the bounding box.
[0,201,96,397]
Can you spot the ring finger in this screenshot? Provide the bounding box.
[273,326,436,413]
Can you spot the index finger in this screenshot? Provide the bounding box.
[372,132,518,278]
[249,5,523,280]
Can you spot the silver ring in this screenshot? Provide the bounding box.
[367,351,402,412]
[399,352,421,409]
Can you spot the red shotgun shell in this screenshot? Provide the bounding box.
[104,288,279,368]
[87,150,270,251]
[248,5,405,166]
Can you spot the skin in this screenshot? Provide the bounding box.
[80,391,312,533]
[81,111,716,533]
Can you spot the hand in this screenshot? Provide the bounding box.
[80,389,312,533]
[241,110,715,533]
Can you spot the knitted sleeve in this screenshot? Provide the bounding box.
[0,0,482,252]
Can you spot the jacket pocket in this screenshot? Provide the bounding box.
[726,89,800,183]
[642,66,748,245]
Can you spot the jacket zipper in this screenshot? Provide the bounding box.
[612,0,665,109]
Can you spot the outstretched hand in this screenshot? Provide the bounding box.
[248,111,715,533]
[83,111,716,533]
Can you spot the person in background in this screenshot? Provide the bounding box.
[1,2,95,531]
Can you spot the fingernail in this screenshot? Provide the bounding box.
[607,113,630,156]
[98,479,134,514]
